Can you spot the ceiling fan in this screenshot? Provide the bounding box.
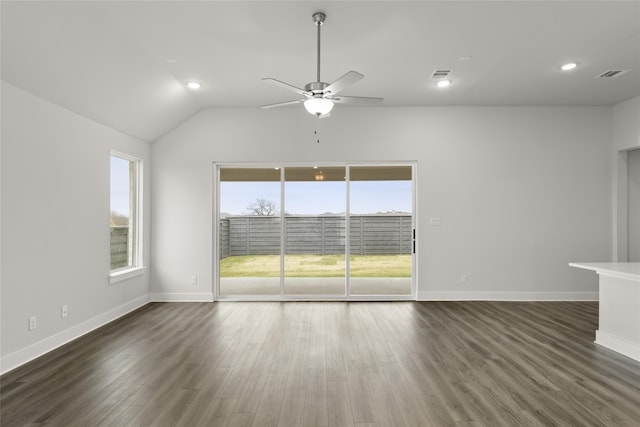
[260,12,383,118]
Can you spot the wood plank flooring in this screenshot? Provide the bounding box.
[2,301,640,426]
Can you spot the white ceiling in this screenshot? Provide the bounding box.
[2,1,639,141]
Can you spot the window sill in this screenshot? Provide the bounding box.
[109,266,146,284]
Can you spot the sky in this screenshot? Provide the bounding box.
[110,156,130,216]
[111,156,413,218]
[220,181,412,215]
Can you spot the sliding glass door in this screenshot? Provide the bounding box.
[349,166,413,296]
[216,163,415,299]
[218,167,281,296]
[284,167,346,296]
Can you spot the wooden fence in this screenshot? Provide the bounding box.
[110,226,129,269]
[219,215,412,259]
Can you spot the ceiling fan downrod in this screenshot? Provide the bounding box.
[312,12,326,83]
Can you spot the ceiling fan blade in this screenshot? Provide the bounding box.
[330,95,383,104]
[259,99,304,109]
[262,78,312,96]
[324,71,364,95]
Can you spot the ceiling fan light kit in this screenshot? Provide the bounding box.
[304,98,334,116]
[260,12,383,117]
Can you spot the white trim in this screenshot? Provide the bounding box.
[279,167,285,296]
[212,163,219,300]
[216,296,414,302]
[109,266,146,284]
[345,166,351,297]
[149,292,215,302]
[411,162,418,300]
[111,150,141,163]
[0,295,149,375]
[417,291,599,301]
[595,330,640,362]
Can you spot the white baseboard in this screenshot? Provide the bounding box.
[595,330,640,362]
[1,295,150,376]
[417,291,599,301]
[149,292,214,302]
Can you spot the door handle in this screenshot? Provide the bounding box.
[412,229,416,254]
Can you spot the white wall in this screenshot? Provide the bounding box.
[628,149,640,261]
[612,96,640,261]
[0,82,151,373]
[613,97,640,152]
[151,106,611,301]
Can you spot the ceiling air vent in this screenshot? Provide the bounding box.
[431,69,453,79]
[596,69,630,79]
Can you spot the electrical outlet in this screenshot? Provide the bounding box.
[461,274,468,283]
[29,316,37,331]
[191,275,198,285]
[430,217,441,226]
[61,305,68,318]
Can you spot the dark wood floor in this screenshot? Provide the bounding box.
[2,301,640,426]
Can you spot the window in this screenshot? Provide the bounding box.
[110,152,143,282]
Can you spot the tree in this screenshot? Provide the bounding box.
[110,210,129,226]
[246,198,276,216]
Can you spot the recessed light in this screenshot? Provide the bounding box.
[186,81,201,90]
[561,62,577,71]
[436,79,451,88]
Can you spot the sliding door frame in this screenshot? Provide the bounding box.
[213,161,417,301]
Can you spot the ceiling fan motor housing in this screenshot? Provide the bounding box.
[305,81,329,96]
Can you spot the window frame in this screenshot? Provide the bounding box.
[213,162,417,301]
[109,150,145,284]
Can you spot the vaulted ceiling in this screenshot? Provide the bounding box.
[2,1,639,141]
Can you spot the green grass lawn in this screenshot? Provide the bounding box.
[220,254,411,277]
